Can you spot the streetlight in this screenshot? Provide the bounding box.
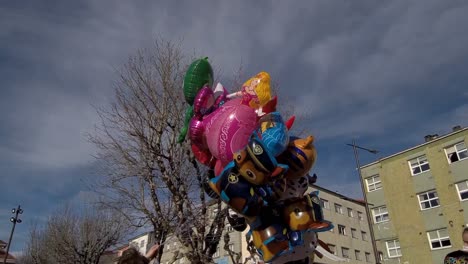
[3,205,23,264]
[347,140,381,264]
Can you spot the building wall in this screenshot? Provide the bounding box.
[314,186,375,264]
[129,187,375,264]
[361,128,468,264]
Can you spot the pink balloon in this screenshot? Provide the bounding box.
[203,98,258,166]
[188,119,205,149]
[193,86,215,117]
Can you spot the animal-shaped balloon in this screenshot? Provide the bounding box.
[277,136,317,180]
[257,112,289,157]
[209,163,264,217]
[233,133,288,185]
[282,192,332,232]
[251,223,290,263]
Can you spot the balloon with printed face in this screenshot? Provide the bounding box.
[209,163,264,217]
[283,195,332,232]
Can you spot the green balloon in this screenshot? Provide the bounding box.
[183,57,213,104]
[178,105,194,143]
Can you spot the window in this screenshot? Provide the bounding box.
[427,229,451,250]
[347,208,353,217]
[328,244,336,255]
[140,240,145,248]
[357,211,364,221]
[338,225,346,236]
[408,155,430,175]
[362,231,368,241]
[355,250,362,261]
[417,190,440,210]
[320,199,330,210]
[335,203,343,214]
[386,239,402,258]
[228,244,234,252]
[456,181,468,201]
[351,228,358,239]
[366,175,382,192]
[372,206,389,223]
[226,224,234,232]
[365,252,371,262]
[446,142,468,163]
[341,247,349,258]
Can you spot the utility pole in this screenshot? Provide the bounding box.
[3,205,23,264]
[347,140,381,264]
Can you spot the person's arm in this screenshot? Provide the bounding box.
[145,243,160,263]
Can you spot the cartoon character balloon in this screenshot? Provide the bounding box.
[180,58,338,264]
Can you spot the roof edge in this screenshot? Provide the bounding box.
[362,127,468,169]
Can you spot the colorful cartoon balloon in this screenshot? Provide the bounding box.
[257,112,290,157]
[180,64,338,263]
[209,163,264,217]
[203,98,259,166]
[233,133,288,185]
[277,136,317,179]
[282,194,332,232]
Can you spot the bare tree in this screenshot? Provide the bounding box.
[88,38,227,263]
[21,205,128,264]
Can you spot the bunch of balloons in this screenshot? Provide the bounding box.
[179,58,334,263]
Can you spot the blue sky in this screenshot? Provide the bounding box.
[1,0,468,254]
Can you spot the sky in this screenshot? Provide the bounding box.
[1,0,468,255]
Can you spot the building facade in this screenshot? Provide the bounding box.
[314,185,375,264]
[157,208,246,264]
[126,184,374,264]
[360,126,468,263]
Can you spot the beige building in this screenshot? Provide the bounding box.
[126,184,374,264]
[148,186,375,264]
[314,185,375,264]
[360,126,468,263]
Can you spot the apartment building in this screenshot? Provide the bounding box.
[125,183,374,264]
[360,126,468,263]
[157,206,245,264]
[314,185,375,264]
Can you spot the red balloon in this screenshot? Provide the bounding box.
[188,119,205,149]
[191,144,215,167]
